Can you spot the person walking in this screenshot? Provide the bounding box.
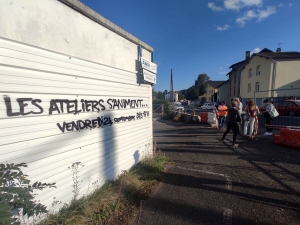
[243,99,260,139]
[235,97,243,115]
[262,98,274,135]
[220,101,242,147]
[218,101,228,129]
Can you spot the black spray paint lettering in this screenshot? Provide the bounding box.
[114,116,136,123]
[57,116,113,133]
[107,99,143,109]
[137,111,150,119]
[3,96,44,117]
[49,99,106,115]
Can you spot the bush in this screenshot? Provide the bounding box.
[152,100,173,119]
[0,163,56,225]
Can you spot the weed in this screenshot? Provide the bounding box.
[39,154,168,225]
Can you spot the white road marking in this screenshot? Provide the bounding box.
[175,166,232,225]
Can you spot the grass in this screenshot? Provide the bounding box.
[39,154,168,225]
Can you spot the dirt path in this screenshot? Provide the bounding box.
[131,120,300,225]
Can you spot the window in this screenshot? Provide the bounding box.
[249,68,252,78]
[256,65,261,76]
[248,83,251,93]
[255,82,260,91]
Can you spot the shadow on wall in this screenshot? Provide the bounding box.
[101,112,116,182]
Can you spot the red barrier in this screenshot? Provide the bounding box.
[200,112,208,123]
[273,128,300,149]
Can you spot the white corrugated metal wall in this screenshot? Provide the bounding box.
[0,37,153,212]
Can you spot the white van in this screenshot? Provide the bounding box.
[173,102,184,111]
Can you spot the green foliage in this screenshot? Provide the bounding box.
[40,154,168,225]
[195,73,210,96]
[157,91,164,100]
[178,93,185,101]
[0,162,56,225]
[152,89,164,100]
[186,85,199,100]
[152,99,173,119]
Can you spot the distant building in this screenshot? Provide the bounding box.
[217,80,230,104]
[227,51,249,102]
[240,48,300,107]
[165,91,178,102]
[198,80,227,102]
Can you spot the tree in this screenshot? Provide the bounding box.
[157,91,164,100]
[152,89,158,99]
[186,86,199,100]
[195,73,210,96]
[178,94,185,101]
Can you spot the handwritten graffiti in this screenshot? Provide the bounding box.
[4,96,43,116]
[57,111,149,133]
[107,99,143,110]
[136,111,150,119]
[114,116,136,123]
[3,96,147,117]
[57,116,113,133]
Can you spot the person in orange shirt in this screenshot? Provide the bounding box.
[218,101,228,129]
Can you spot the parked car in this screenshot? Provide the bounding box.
[173,102,184,111]
[201,102,214,110]
[260,100,300,117]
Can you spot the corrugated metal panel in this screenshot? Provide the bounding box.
[0,38,153,211]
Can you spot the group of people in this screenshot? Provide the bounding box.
[215,98,275,147]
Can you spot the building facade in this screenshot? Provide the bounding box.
[240,48,300,107]
[165,92,178,102]
[199,81,227,102]
[0,0,154,219]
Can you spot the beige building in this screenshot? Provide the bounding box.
[240,48,300,107]
[227,51,250,102]
[199,80,227,102]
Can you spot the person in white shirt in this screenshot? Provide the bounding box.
[234,97,243,134]
[234,97,243,115]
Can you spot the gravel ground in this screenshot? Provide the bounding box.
[131,119,300,225]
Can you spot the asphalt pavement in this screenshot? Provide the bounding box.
[131,119,300,225]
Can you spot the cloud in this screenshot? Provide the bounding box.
[236,6,276,26]
[250,47,261,55]
[278,3,283,7]
[257,6,276,21]
[208,2,224,11]
[219,71,228,74]
[217,24,229,30]
[236,10,257,26]
[289,3,292,6]
[224,0,263,10]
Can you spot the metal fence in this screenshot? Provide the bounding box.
[153,104,164,118]
[242,88,300,132]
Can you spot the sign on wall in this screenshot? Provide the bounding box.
[142,69,156,84]
[141,57,157,74]
[140,57,157,84]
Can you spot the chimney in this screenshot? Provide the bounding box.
[245,51,250,59]
[276,48,281,52]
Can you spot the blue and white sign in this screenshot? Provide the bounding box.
[142,69,156,84]
[141,57,157,74]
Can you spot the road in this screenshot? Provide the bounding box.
[131,119,300,225]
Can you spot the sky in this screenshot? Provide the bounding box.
[80,0,300,92]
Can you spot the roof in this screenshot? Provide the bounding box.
[208,80,227,88]
[216,79,229,87]
[241,50,300,70]
[229,60,245,69]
